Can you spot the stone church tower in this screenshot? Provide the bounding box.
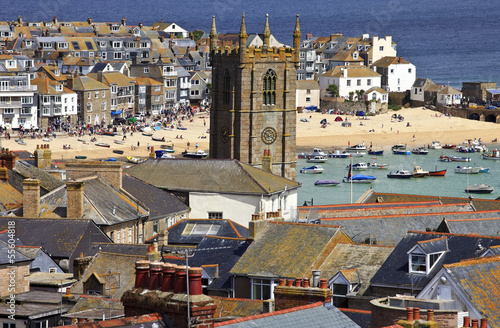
[209,14,300,181]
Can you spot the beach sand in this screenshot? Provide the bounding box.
[2,107,500,161]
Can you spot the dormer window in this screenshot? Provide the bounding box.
[329,270,360,308]
[54,69,60,76]
[112,41,122,48]
[353,52,358,60]
[6,60,16,68]
[408,236,448,275]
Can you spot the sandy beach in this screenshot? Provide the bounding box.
[3,107,500,161]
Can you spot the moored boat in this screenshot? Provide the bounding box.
[152,136,166,142]
[306,155,328,163]
[411,147,429,155]
[75,155,87,159]
[412,165,430,177]
[95,143,110,148]
[454,166,480,174]
[342,164,376,183]
[300,165,324,174]
[367,161,390,169]
[392,148,411,155]
[113,150,124,154]
[142,132,153,137]
[328,150,351,158]
[428,169,447,176]
[465,183,494,194]
[368,149,384,156]
[482,149,500,160]
[387,169,413,179]
[114,140,125,144]
[345,143,367,152]
[314,179,340,187]
[442,144,456,149]
[127,156,146,164]
[182,150,208,158]
[428,141,442,149]
[350,162,368,171]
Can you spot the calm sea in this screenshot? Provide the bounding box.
[296,147,500,205]
[1,0,499,89]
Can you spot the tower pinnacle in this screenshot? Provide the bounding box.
[262,14,270,52]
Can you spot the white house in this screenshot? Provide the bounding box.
[125,159,301,228]
[296,80,320,109]
[319,66,381,99]
[437,86,462,106]
[411,78,437,104]
[372,56,416,92]
[152,21,189,38]
[0,74,38,129]
[367,35,397,65]
[363,87,388,103]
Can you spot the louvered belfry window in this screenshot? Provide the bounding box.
[262,69,276,105]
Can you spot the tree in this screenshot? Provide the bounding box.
[348,91,354,101]
[355,89,365,101]
[328,84,339,97]
[191,30,205,42]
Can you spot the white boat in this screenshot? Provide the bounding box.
[345,143,367,152]
[114,140,125,144]
[342,164,376,183]
[127,156,146,164]
[311,148,326,156]
[482,149,500,160]
[306,155,327,163]
[454,166,480,174]
[161,153,175,159]
[367,161,390,169]
[412,165,429,177]
[300,165,324,174]
[411,147,429,155]
[428,141,442,149]
[465,183,494,194]
[182,150,208,158]
[349,162,368,171]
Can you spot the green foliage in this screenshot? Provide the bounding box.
[206,82,212,90]
[328,84,339,97]
[389,104,402,111]
[348,91,354,101]
[191,30,205,41]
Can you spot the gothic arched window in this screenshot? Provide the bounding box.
[223,70,231,105]
[262,69,276,105]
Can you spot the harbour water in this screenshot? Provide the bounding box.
[1,0,499,88]
[296,145,500,206]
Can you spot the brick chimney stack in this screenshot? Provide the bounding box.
[274,275,332,311]
[0,166,8,182]
[66,181,84,218]
[22,179,40,218]
[262,149,272,173]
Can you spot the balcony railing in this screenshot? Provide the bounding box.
[0,101,22,108]
[0,85,37,92]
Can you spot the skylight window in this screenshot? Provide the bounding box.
[181,223,221,236]
[72,41,80,50]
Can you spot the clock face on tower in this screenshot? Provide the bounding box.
[220,126,229,143]
[261,127,277,144]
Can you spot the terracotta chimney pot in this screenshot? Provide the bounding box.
[319,278,328,289]
[413,307,420,320]
[472,319,479,328]
[406,307,414,321]
[480,319,488,328]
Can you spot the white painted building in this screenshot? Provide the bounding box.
[319,66,381,99]
[364,87,388,103]
[372,56,416,92]
[296,80,320,109]
[367,36,397,65]
[437,86,462,106]
[152,21,189,38]
[0,74,38,129]
[125,159,301,228]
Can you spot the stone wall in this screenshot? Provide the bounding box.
[66,161,122,189]
[0,263,30,296]
[320,100,388,115]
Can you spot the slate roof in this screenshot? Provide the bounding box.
[0,179,23,211]
[121,174,188,221]
[215,302,360,328]
[372,56,411,67]
[316,244,394,295]
[125,159,300,195]
[231,222,349,278]
[0,290,71,318]
[296,80,320,90]
[35,176,148,225]
[339,308,371,328]
[65,295,124,319]
[70,75,109,91]
[370,231,500,292]
[359,190,500,212]
[163,236,250,291]
[322,66,380,78]
[211,296,264,319]
[166,218,248,245]
[13,159,65,193]
[299,201,470,220]
[71,252,148,299]
[0,217,111,258]
[443,255,500,325]
[0,240,31,265]
[437,217,500,236]
[89,243,149,257]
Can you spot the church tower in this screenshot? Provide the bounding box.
[209,14,300,181]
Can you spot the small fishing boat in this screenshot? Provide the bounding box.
[454,166,480,174]
[114,140,125,144]
[127,156,146,164]
[142,132,153,137]
[350,162,368,171]
[161,144,174,149]
[314,179,340,187]
[113,150,124,154]
[15,139,27,145]
[367,161,390,169]
[300,165,324,174]
[101,158,117,162]
[182,150,208,159]
[43,138,52,142]
[328,150,351,158]
[311,148,327,156]
[442,144,456,149]
[342,164,376,183]
[465,183,494,194]
[307,155,328,163]
[177,126,187,130]
[482,149,500,160]
[102,131,116,136]
[411,147,429,155]
[162,148,175,153]
[449,155,472,162]
[412,165,430,177]
[368,149,384,156]
[95,143,110,148]
[478,167,490,173]
[75,155,87,159]
[77,138,86,142]
[392,148,411,155]
[428,141,442,149]
[152,136,166,142]
[428,169,447,176]
[387,169,413,179]
[345,143,367,152]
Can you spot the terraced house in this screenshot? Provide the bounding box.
[0,73,37,129]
